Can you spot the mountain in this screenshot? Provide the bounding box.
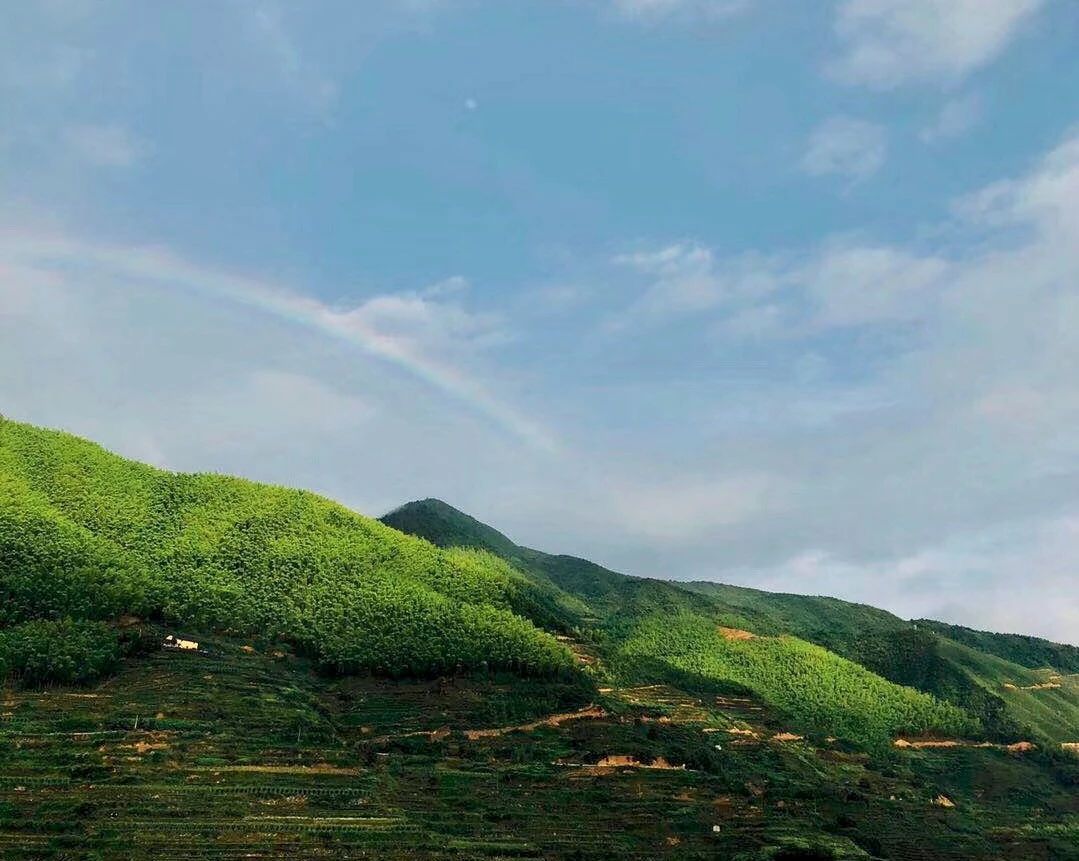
[384,499,1079,746]
[1,420,1077,860]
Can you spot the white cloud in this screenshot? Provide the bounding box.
[920,94,984,143]
[737,514,1079,643]
[830,0,1044,89]
[178,370,375,461]
[240,0,338,118]
[0,228,552,452]
[801,116,887,182]
[605,472,789,541]
[800,244,950,327]
[64,124,145,167]
[607,242,780,331]
[609,0,751,21]
[608,238,947,334]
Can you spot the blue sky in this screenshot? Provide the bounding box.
[2,0,1078,640]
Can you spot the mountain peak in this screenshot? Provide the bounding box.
[381,498,520,557]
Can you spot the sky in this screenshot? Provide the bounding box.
[2,0,1078,642]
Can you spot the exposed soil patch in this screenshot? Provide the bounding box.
[123,740,170,754]
[1002,679,1061,691]
[718,627,757,641]
[894,738,1036,752]
[558,754,686,771]
[464,705,605,740]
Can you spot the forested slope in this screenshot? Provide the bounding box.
[384,499,1079,746]
[383,500,982,747]
[0,419,572,682]
[915,618,1079,673]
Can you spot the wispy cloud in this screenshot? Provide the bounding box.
[735,514,1079,643]
[605,242,780,332]
[920,93,984,143]
[829,0,1044,89]
[64,124,146,168]
[801,116,887,183]
[240,0,338,118]
[606,236,951,335]
[608,0,751,22]
[0,230,555,452]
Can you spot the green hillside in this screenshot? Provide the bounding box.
[616,611,975,745]
[915,618,1079,673]
[682,582,1079,744]
[383,499,1079,747]
[933,637,1079,743]
[0,419,572,681]
[383,501,981,748]
[2,425,1078,860]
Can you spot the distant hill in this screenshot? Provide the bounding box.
[384,498,1079,745]
[383,500,980,747]
[914,618,1079,673]
[383,498,520,559]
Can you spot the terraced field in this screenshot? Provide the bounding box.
[2,632,1076,860]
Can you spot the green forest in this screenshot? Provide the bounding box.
[0,419,573,680]
[3,418,1077,750]
[1,421,1078,860]
[615,610,978,747]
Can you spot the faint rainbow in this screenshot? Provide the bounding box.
[14,231,558,453]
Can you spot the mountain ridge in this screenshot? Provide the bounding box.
[382,497,1079,744]
[2,420,1078,860]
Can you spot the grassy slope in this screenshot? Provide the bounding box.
[683,582,1079,744]
[383,500,980,747]
[0,419,572,679]
[915,618,1079,673]
[934,637,1079,744]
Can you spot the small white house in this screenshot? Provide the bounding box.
[163,634,199,651]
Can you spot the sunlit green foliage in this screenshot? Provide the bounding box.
[934,637,1079,743]
[385,500,984,748]
[681,581,1028,739]
[0,419,572,678]
[0,618,120,685]
[617,611,980,747]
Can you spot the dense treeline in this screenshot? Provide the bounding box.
[0,419,573,680]
[915,619,1079,674]
[617,611,980,747]
[0,619,121,685]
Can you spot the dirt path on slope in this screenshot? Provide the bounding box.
[463,705,606,740]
